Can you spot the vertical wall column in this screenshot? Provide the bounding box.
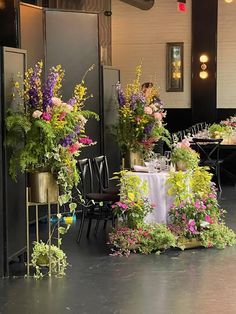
[0,0,19,47]
[191,0,218,124]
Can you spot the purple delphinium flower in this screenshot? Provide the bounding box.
[67,98,77,106]
[144,123,154,135]
[75,125,80,134]
[28,63,41,108]
[42,68,59,110]
[116,83,126,107]
[60,133,74,147]
[130,92,146,110]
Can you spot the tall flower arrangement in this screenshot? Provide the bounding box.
[116,65,169,155]
[6,61,98,206]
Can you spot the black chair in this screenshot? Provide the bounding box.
[192,138,223,193]
[76,158,119,243]
[93,155,119,195]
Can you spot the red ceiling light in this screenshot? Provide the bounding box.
[177,0,186,12]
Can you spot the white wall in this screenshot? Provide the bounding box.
[218,0,236,109]
[112,0,192,108]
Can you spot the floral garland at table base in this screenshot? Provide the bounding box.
[108,168,236,256]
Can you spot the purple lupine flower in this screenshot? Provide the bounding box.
[42,68,59,110]
[60,133,74,147]
[28,63,41,108]
[144,123,154,135]
[116,83,126,107]
[75,125,80,134]
[130,92,146,110]
[67,98,77,106]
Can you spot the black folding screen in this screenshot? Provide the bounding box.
[20,4,102,159]
[102,66,121,178]
[0,47,27,276]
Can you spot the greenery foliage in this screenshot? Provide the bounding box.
[108,223,176,256]
[200,223,236,249]
[208,123,231,139]
[31,215,70,279]
[31,241,68,279]
[112,171,153,228]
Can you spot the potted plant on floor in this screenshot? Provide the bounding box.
[6,61,98,207]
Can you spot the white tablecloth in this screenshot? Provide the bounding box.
[127,171,173,224]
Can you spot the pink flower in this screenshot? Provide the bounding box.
[79,137,93,145]
[195,201,201,209]
[58,112,67,120]
[115,202,128,210]
[188,219,197,234]
[205,215,213,224]
[208,193,215,199]
[68,142,80,154]
[66,104,73,112]
[144,106,153,115]
[51,97,62,106]
[42,112,52,121]
[32,110,42,118]
[154,112,163,120]
[182,214,187,221]
[181,138,190,148]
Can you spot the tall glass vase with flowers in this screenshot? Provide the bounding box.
[6,61,98,208]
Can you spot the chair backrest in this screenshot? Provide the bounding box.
[192,138,223,164]
[77,158,94,198]
[93,155,110,193]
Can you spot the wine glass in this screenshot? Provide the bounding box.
[164,151,171,170]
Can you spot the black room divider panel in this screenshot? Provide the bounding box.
[44,9,101,159]
[101,66,121,177]
[0,47,27,276]
[20,4,102,159]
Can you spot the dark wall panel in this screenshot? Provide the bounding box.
[102,66,120,177]
[20,3,44,67]
[217,109,236,122]
[165,108,192,133]
[0,0,19,48]
[46,0,112,65]
[44,10,101,158]
[191,0,218,124]
[0,47,27,276]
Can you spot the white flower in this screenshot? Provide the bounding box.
[32,110,42,118]
[78,115,88,126]
[51,97,62,106]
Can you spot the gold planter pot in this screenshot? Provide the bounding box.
[177,237,204,249]
[175,161,187,171]
[123,151,143,169]
[28,172,59,203]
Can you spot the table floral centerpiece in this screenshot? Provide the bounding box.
[171,138,200,171]
[6,61,98,208]
[116,64,170,167]
[208,123,232,142]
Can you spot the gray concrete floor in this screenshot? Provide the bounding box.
[0,185,236,314]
